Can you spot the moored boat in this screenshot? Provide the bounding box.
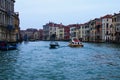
[0,41,17,51]
[68,37,83,47]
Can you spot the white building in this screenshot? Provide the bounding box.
[101,15,113,42]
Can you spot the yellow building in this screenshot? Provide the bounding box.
[57,26,64,40]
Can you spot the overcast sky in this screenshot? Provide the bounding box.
[15,0,120,30]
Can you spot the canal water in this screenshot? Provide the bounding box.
[0,41,120,80]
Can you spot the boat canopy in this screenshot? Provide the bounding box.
[72,37,80,42]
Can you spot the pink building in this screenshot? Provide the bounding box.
[64,26,70,40]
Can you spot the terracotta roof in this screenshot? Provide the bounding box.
[68,24,83,28]
[45,22,65,27]
[101,14,113,19]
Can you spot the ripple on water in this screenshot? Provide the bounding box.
[0,41,120,80]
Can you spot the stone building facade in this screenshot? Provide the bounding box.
[0,0,20,42]
[112,12,120,43]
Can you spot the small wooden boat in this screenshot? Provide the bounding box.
[68,37,83,47]
[0,41,17,51]
[49,41,59,49]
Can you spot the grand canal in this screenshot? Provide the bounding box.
[0,41,120,80]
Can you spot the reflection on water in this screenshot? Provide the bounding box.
[0,41,120,80]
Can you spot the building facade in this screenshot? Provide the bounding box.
[42,12,119,43]
[43,22,66,40]
[82,23,90,42]
[20,28,40,41]
[89,18,102,42]
[13,12,20,42]
[101,15,113,42]
[38,29,43,40]
[69,24,80,39]
[43,23,51,40]
[112,12,120,43]
[57,26,64,40]
[89,19,96,42]
[64,26,70,41]
[0,0,20,42]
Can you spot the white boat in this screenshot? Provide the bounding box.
[68,37,83,47]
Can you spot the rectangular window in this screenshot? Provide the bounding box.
[107,19,108,21]
[106,23,109,28]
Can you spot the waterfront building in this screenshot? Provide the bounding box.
[38,29,43,40]
[89,18,102,42]
[64,26,70,41]
[43,22,65,40]
[57,24,64,40]
[20,28,38,41]
[82,24,86,41]
[82,23,90,42]
[78,24,84,41]
[69,24,76,38]
[101,15,113,42]
[43,22,59,40]
[43,23,50,40]
[26,28,38,41]
[42,11,119,43]
[69,24,80,39]
[95,18,102,42]
[89,20,96,42]
[13,12,20,42]
[0,0,20,42]
[112,12,120,43]
[49,23,58,40]
[33,31,39,40]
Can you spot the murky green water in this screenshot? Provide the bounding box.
[0,41,120,80]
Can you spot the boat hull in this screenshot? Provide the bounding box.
[0,41,17,51]
[68,37,84,48]
[69,44,83,47]
[49,42,59,49]
[0,46,17,51]
[50,44,59,49]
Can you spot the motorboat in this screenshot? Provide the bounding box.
[49,34,59,49]
[49,41,59,49]
[68,37,83,47]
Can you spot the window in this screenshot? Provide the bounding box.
[106,23,109,28]
[60,30,63,32]
[118,16,120,22]
[115,18,117,22]
[117,28,119,31]
[107,19,108,21]
[106,31,108,35]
